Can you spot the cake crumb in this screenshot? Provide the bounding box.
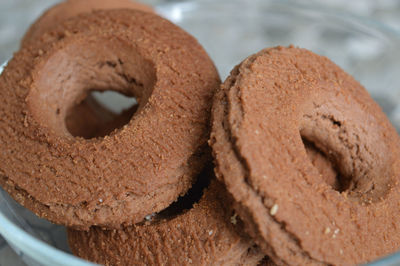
[230,213,238,224]
[145,213,155,221]
[23,115,29,127]
[270,204,278,216]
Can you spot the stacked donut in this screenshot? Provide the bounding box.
[1,0,400,265]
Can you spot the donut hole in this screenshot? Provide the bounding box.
[302,138,350,192]
[27,36,156,139]
[300,107,393,203]
[65,90,138,139]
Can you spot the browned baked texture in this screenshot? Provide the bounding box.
[0,10,220,229]
[21,0,153,47]
[304,140,340,191]
[210,46,400,265]
[68,179,264,266]
[21,0,153,139]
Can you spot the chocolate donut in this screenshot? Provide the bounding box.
[0,10,219,229]
[21,0,152,47]
[210,46,400,265]
[67,177,264,266]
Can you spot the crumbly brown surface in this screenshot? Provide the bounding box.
[210,46,400,265]
[304,140,340,191]
[21,0,153,47]
[22,0,152,139]
[68,179,264,266]
[0,10,220,229]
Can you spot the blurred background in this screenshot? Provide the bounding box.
[0,0,400,265]
[1,0,400,64]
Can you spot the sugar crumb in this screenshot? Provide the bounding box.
[230,213,238,224]
[270,204,278,216]
[332,228,340,238]
[145,213,155,221]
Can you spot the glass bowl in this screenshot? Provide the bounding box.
[1,0,400,265]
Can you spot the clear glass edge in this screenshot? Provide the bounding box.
[0,210,96,266]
